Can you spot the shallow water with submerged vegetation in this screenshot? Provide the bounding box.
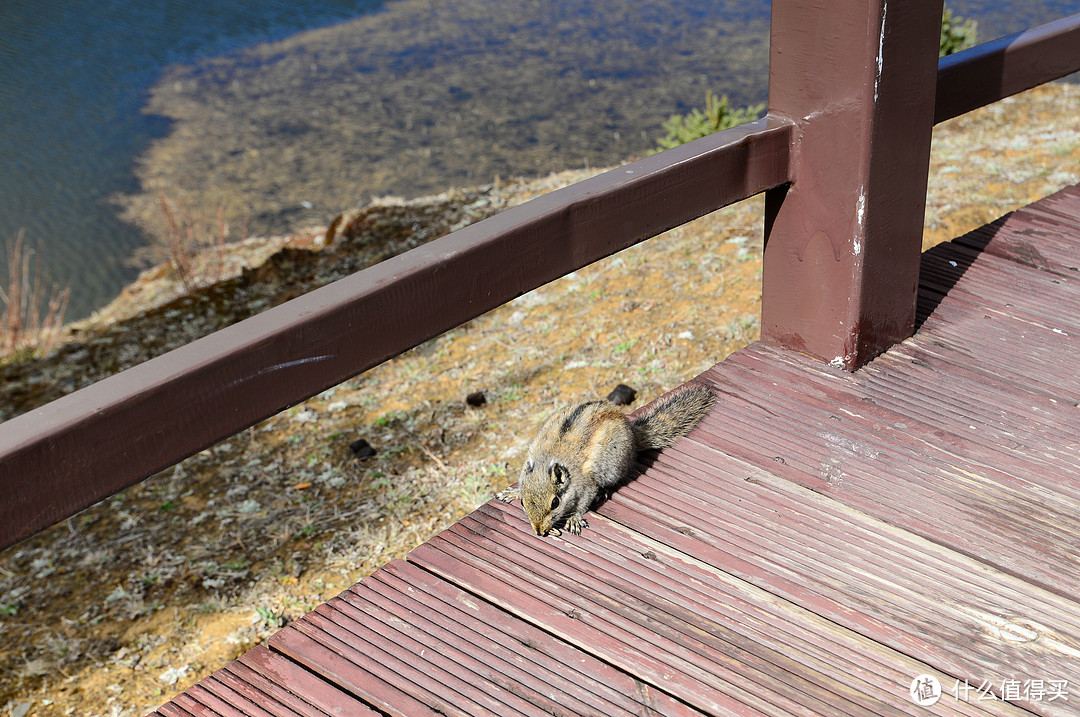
[119,0,774,242]
[125,0,1077,242]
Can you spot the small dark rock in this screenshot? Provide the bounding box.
[465,390,487,407]
[349,438,377,459]
[606,383,637,405]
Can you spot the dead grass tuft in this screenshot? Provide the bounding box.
[152,191,246,294]
[0,230,71,360]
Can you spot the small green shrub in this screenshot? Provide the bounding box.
[656,6,976,153]
[940,6,978,57]
[653,91,765,152]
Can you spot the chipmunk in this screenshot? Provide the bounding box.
[496,383,713,536]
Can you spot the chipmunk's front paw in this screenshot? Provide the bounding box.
[565,514,588,535]
[495,485,520,503]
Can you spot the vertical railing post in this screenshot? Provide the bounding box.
[762,0,944,370]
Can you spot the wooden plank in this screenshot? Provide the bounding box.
[727,344,1080,496]
[920,245,1080,323]
[269,625,446,717]
[0,115,794,550]
[951,222,1080,279]
[353,560,702,717]
[596,473,1075,717]
[149,644,377,717]
[696,347,1080,596]
[696,367,1067,545]
[949,188,1080,276]
[337,585,622,717]
[863,342,1080,455]
[155,702,199,717]
[868,343,1079,439]
[915,269,1080,375]
[1027,185,1080,229]
[303,597,555,716]
[857,353,1080,484]
[609,448,1080,695]
[172,692,222,716]
[409,527,764,716]
[409,503,1015,716]
[207,665,311,717]
[228,646,380,717]
[181,684,276,717]
[887,329,1078,409]
[471,503,1004,717]
[196,680,271,716]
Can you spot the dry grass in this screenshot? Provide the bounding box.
[923,83,1080,247]
[153,191,247,294]
[0,230,71,360]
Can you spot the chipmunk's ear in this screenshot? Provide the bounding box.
[549,461,568,487]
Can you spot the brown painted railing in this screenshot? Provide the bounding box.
[2,2,1079,550]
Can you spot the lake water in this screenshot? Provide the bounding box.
[0,0,1076,319]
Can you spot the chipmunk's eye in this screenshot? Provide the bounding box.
[524,458,534,473]
[549,495,560,511]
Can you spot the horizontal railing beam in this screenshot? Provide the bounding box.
[0,116,795,550]
[935,12,1080,124]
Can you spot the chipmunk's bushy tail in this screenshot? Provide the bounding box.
[629,383,713,450]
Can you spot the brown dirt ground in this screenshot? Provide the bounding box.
[1,82,1078,716]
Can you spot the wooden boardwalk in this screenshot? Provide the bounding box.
[153,184,1080,717]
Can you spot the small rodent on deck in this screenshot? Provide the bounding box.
[497,383,714,537]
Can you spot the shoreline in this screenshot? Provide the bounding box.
[0,0,393,322]
[73,79,1080,343]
